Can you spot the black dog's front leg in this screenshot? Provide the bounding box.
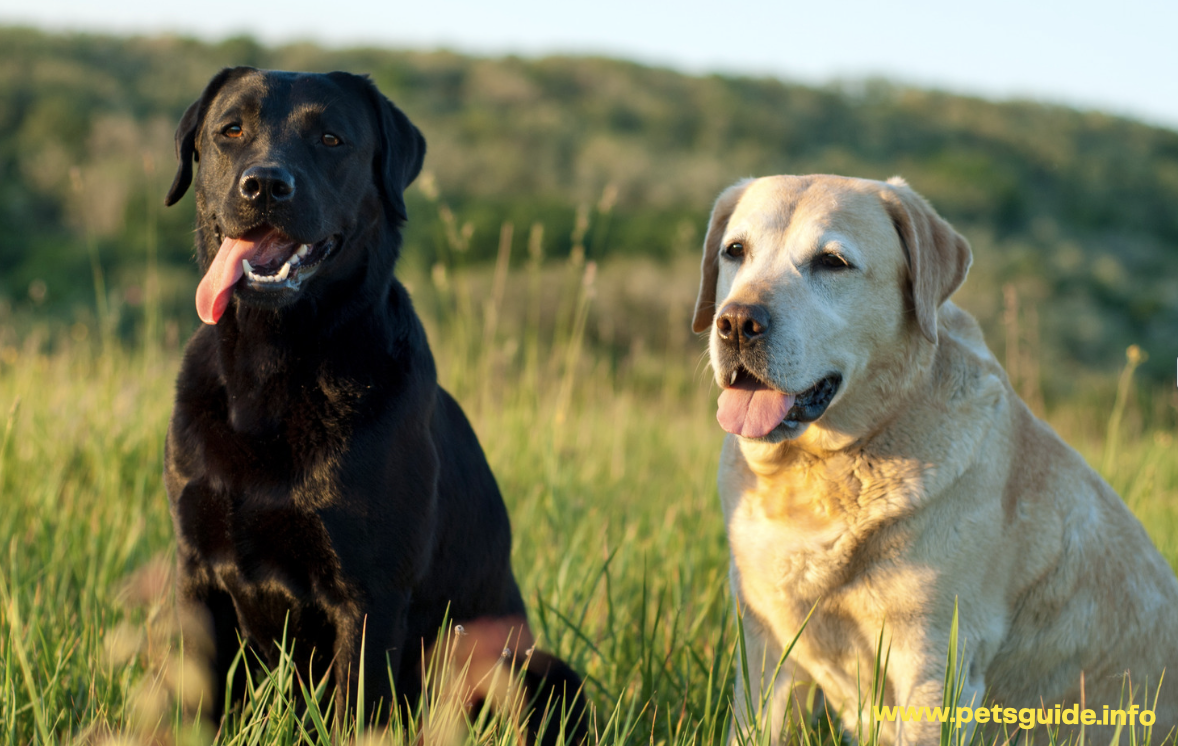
[330,588,412,725]
[175,569,259,723]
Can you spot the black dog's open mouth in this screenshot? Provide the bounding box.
[212,223,339,286]
[197,223,341,324]
[233,225,338,287]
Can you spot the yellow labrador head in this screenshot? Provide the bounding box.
[693,175,971,445]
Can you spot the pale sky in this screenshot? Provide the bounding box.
[3,0,1177,130]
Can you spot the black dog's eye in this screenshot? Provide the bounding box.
[322,132,343,147]
[223,124,243,138]
[816,252,851,270]
[724,242,745,260]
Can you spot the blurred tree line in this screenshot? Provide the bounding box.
[0,26,1175,384]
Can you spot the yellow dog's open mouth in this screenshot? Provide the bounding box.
[717,369,842,438]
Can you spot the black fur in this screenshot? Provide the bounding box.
[164,67,586,743]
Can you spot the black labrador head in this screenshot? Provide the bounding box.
[166,67,425,324]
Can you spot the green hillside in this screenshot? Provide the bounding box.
[1,26,1175,387]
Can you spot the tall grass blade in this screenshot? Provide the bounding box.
[0,564,53,745]
[1103,345,1146,477]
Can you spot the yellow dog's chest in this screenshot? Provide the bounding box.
[728,497,851,601]
[720,446,932,659]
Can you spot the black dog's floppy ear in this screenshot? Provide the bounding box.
[348,74,426,222]
[165,67,253,207]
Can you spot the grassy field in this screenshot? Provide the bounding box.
[1,213,1176,745]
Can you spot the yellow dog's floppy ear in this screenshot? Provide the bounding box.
[692,179,752,333]
[880,177,972,344]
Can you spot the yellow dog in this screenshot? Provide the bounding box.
[694,174,1178,744]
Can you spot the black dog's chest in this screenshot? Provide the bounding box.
[172,377,366,600]
[179,482,340,594]
[177,350,372,497]
[169,325,413,604]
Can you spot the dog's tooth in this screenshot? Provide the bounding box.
[297,244,310,258]
[242,259,253,273]
[730,370,738,385]
[277,262,291,280]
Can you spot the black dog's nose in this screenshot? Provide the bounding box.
[238,166,296,203]
[716,302,769,347]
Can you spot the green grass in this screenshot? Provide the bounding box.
[1,232,1176,744]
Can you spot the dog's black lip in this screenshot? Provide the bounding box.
[784,373,842,424]
[727,367,771,390]
[213,219,325,256]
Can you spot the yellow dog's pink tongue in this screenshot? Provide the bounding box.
[717,378,795,438]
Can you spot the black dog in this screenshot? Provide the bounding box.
[163,67,586,743]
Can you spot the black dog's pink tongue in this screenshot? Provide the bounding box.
[717,377,795,438]
[195,227,283,325]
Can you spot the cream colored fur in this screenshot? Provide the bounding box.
[694,174,1178,745]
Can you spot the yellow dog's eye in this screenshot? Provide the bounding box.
[817,252,850,270]
[724,242,745,259]
[223,124,243,138]
[322,132,342,147]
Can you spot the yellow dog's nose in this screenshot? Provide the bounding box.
[716,302,769,348]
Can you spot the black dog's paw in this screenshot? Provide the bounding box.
[431,617,589,745]
[518,649,589,746]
